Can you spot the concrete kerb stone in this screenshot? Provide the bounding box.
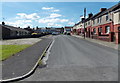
[39,37,55,68]
[1,38,53,82]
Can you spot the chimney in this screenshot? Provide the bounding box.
[81,18,85,21]
[100,8,107,12]
[88,13,93,18]
[2,22,5,25]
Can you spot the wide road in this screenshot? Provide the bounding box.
[23,35,118,81]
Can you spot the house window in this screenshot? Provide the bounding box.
[97,18,99,23]
[93,28,96,34]
[119,13,120,21]
[105,26,110,34]
[88,21,90,25]
[106,14,109,21]
[19,31,21,35]
[100,17,102,23]
[118,27,120,31]
[25,32,27,35]
[99,27,102,32]
[93,20,95,25]
[16,31,19,36]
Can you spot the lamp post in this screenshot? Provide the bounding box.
[83,8,86,39]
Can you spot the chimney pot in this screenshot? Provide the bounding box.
[88,13,93,18]
[81,18,85,21]
[100,8,107,12]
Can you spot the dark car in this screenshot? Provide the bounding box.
[67,32,71,35]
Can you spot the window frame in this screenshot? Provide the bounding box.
[93,20,95,25]
[118,12,120,21]
[105,26,110,34]
[99,17,102,23]
[93,28,96,34]
[97,18,99,23]
[106,14,109,21]
[99,27,102,33]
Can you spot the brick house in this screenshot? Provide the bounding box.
[73,23,79,35]
[84,13,93,38]
[90,3,120,43]
[73,18,84,35]
[73,2,120,44]
[113,8,120,44]
[64,26,73,34]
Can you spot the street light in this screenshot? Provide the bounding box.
[84,8,86,39]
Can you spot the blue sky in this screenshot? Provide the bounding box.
[1,2,118,28]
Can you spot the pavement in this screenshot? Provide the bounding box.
[72,35,119,50]
[23,35,118,81]
[2,37,53,81]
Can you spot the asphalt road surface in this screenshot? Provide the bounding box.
[23,35,118,81]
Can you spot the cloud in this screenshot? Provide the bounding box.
[42,7,60,13]
[42,7,54,10]
[52,9,60,12]
[5,13,40,28]
[68,22,75,25]
[4,7,67,28]
[39,18,69,23]
[47,23,62,27]
[16,13,40,20]
[49,13,62,18]
[60,19,69,22]
[5,20,33,28]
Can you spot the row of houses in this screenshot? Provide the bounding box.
[0,22,67,39]
[0,22,30,39]
[73,2,120,44]
[1,22,54,39]
[33,27,64,35]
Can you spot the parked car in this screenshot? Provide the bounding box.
[52,32,59,35]
[67,32,71,35]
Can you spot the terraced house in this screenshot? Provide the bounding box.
[73,18,85,35]
[73,2,120,44]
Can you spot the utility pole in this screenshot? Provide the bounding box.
[84,8,86,39]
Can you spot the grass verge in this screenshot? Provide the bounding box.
[0,45,31,61]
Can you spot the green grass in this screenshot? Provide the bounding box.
[0,45,31,61]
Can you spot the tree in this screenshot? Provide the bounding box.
[27,26,30,28]
[36,26,39,30]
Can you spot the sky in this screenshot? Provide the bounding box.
[1,2,119,28]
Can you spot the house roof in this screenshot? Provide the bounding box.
[65,26,73,28]
[113,8,120,13]
[84,16,93,22]
[92,2,120,19]
[0,24,29,32]
[73,2,120,26]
